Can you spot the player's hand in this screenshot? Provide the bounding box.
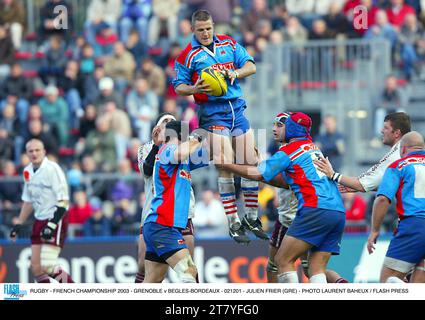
[338,185,357,193]
[41,222,57,241]
[313,156,334,178]
[221,69,238,85]
[193,78,213,94]
[367,231,379,254]
[10,224,22,241]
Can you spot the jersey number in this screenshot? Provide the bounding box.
[311,152,326,179]
[414,165,425,198]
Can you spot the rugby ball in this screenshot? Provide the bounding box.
[200,67,228,97]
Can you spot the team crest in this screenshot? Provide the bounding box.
[23,170,30,182]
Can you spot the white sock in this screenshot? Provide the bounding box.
[241,177,259,220]
[218,177,240,227]
[277,271,299,283]
[310,273,327,283]
[386,276,404,283]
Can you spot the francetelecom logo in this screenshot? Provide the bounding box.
[3,284,27,300]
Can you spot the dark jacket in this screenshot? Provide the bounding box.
[1,75,33,100]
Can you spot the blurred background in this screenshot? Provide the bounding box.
[1,0,425,282]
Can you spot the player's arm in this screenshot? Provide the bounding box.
[314,157,366,192]
[367,195,391,254]
[175,78,213,96]
[222,61,256,85]
[10,201,33,240]
[174,136,203,162]
[366,167,400,254]
[40,200,69,240]
[219,163,289,189]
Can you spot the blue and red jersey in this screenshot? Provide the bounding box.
[258,138,345,212]
[377,151,425,219]
[145,143,207,229]
[173,34,254,104]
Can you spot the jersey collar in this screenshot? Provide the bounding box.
[191,35,220,48]
[406,150,425,157]
[30,157,48,173]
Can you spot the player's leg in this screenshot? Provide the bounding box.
[380,266,407,283]
[274,235,312,283]
[267,245,279,283]
[135,233,146,283]
[31,245,54,283]
[210,131,249,243]
[182,219,199,282]
[325,269,349,283]
[267,220,287,283]
[47,216,74,283]
[410,259,425,283]
[308,251,331,283]
[166,248,198,283]
[144,259,169,283]
[232,129,268,240]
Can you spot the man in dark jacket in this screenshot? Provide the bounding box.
[0,63,32,124]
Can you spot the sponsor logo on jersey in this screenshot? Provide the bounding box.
[180,170,191,181]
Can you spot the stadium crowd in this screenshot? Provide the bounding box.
[0,0,420,238]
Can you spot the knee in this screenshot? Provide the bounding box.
[120,18,133,28]
[31,262,43,276]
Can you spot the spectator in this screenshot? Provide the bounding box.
[83,197,111,236]
[343,192,367,222]
[68,189,93,226]
[0,160,21,227]
[148,0,179,47]
[176,18,192,49]
[364,10,399,49]
[38,35,67,85]
[120,0,152,44]
[0,24,15,79]
[85,0,121,46]
[282,16,308,44]
[39,0,74,44]
[67,161,83,194]
[164,42,181,98]
[93,22,118,58]
[0,128,14,161]
[110,159,138,235]
[324,2,352,37]
[162,98,180,118]
[0,63,32,124]
[94,76,124,111]
[126,138,142,172]
[126,77,159,143]
[398,13,425,80]
[240,0,272,33]
[0,0,26,49]
[27,104,43,122]
[82,65,105,106]
[101,101,132,160]
[309,18,334,39]
[78,104,97,139]
[38,85,69,147]
[26,119,59,156]
[386,0,416,30]
[314,114,345,172]
[0,103,23,163]
[79,43,96,78]
[138,57,166,97]
[193,190,228,237]
[126,29,147,68]
[84,116,117,172]
[197,0,238,34]
[374,74,405,135]
[57,60,84,129]
[103,42,136,92]
[80,154,113,200]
